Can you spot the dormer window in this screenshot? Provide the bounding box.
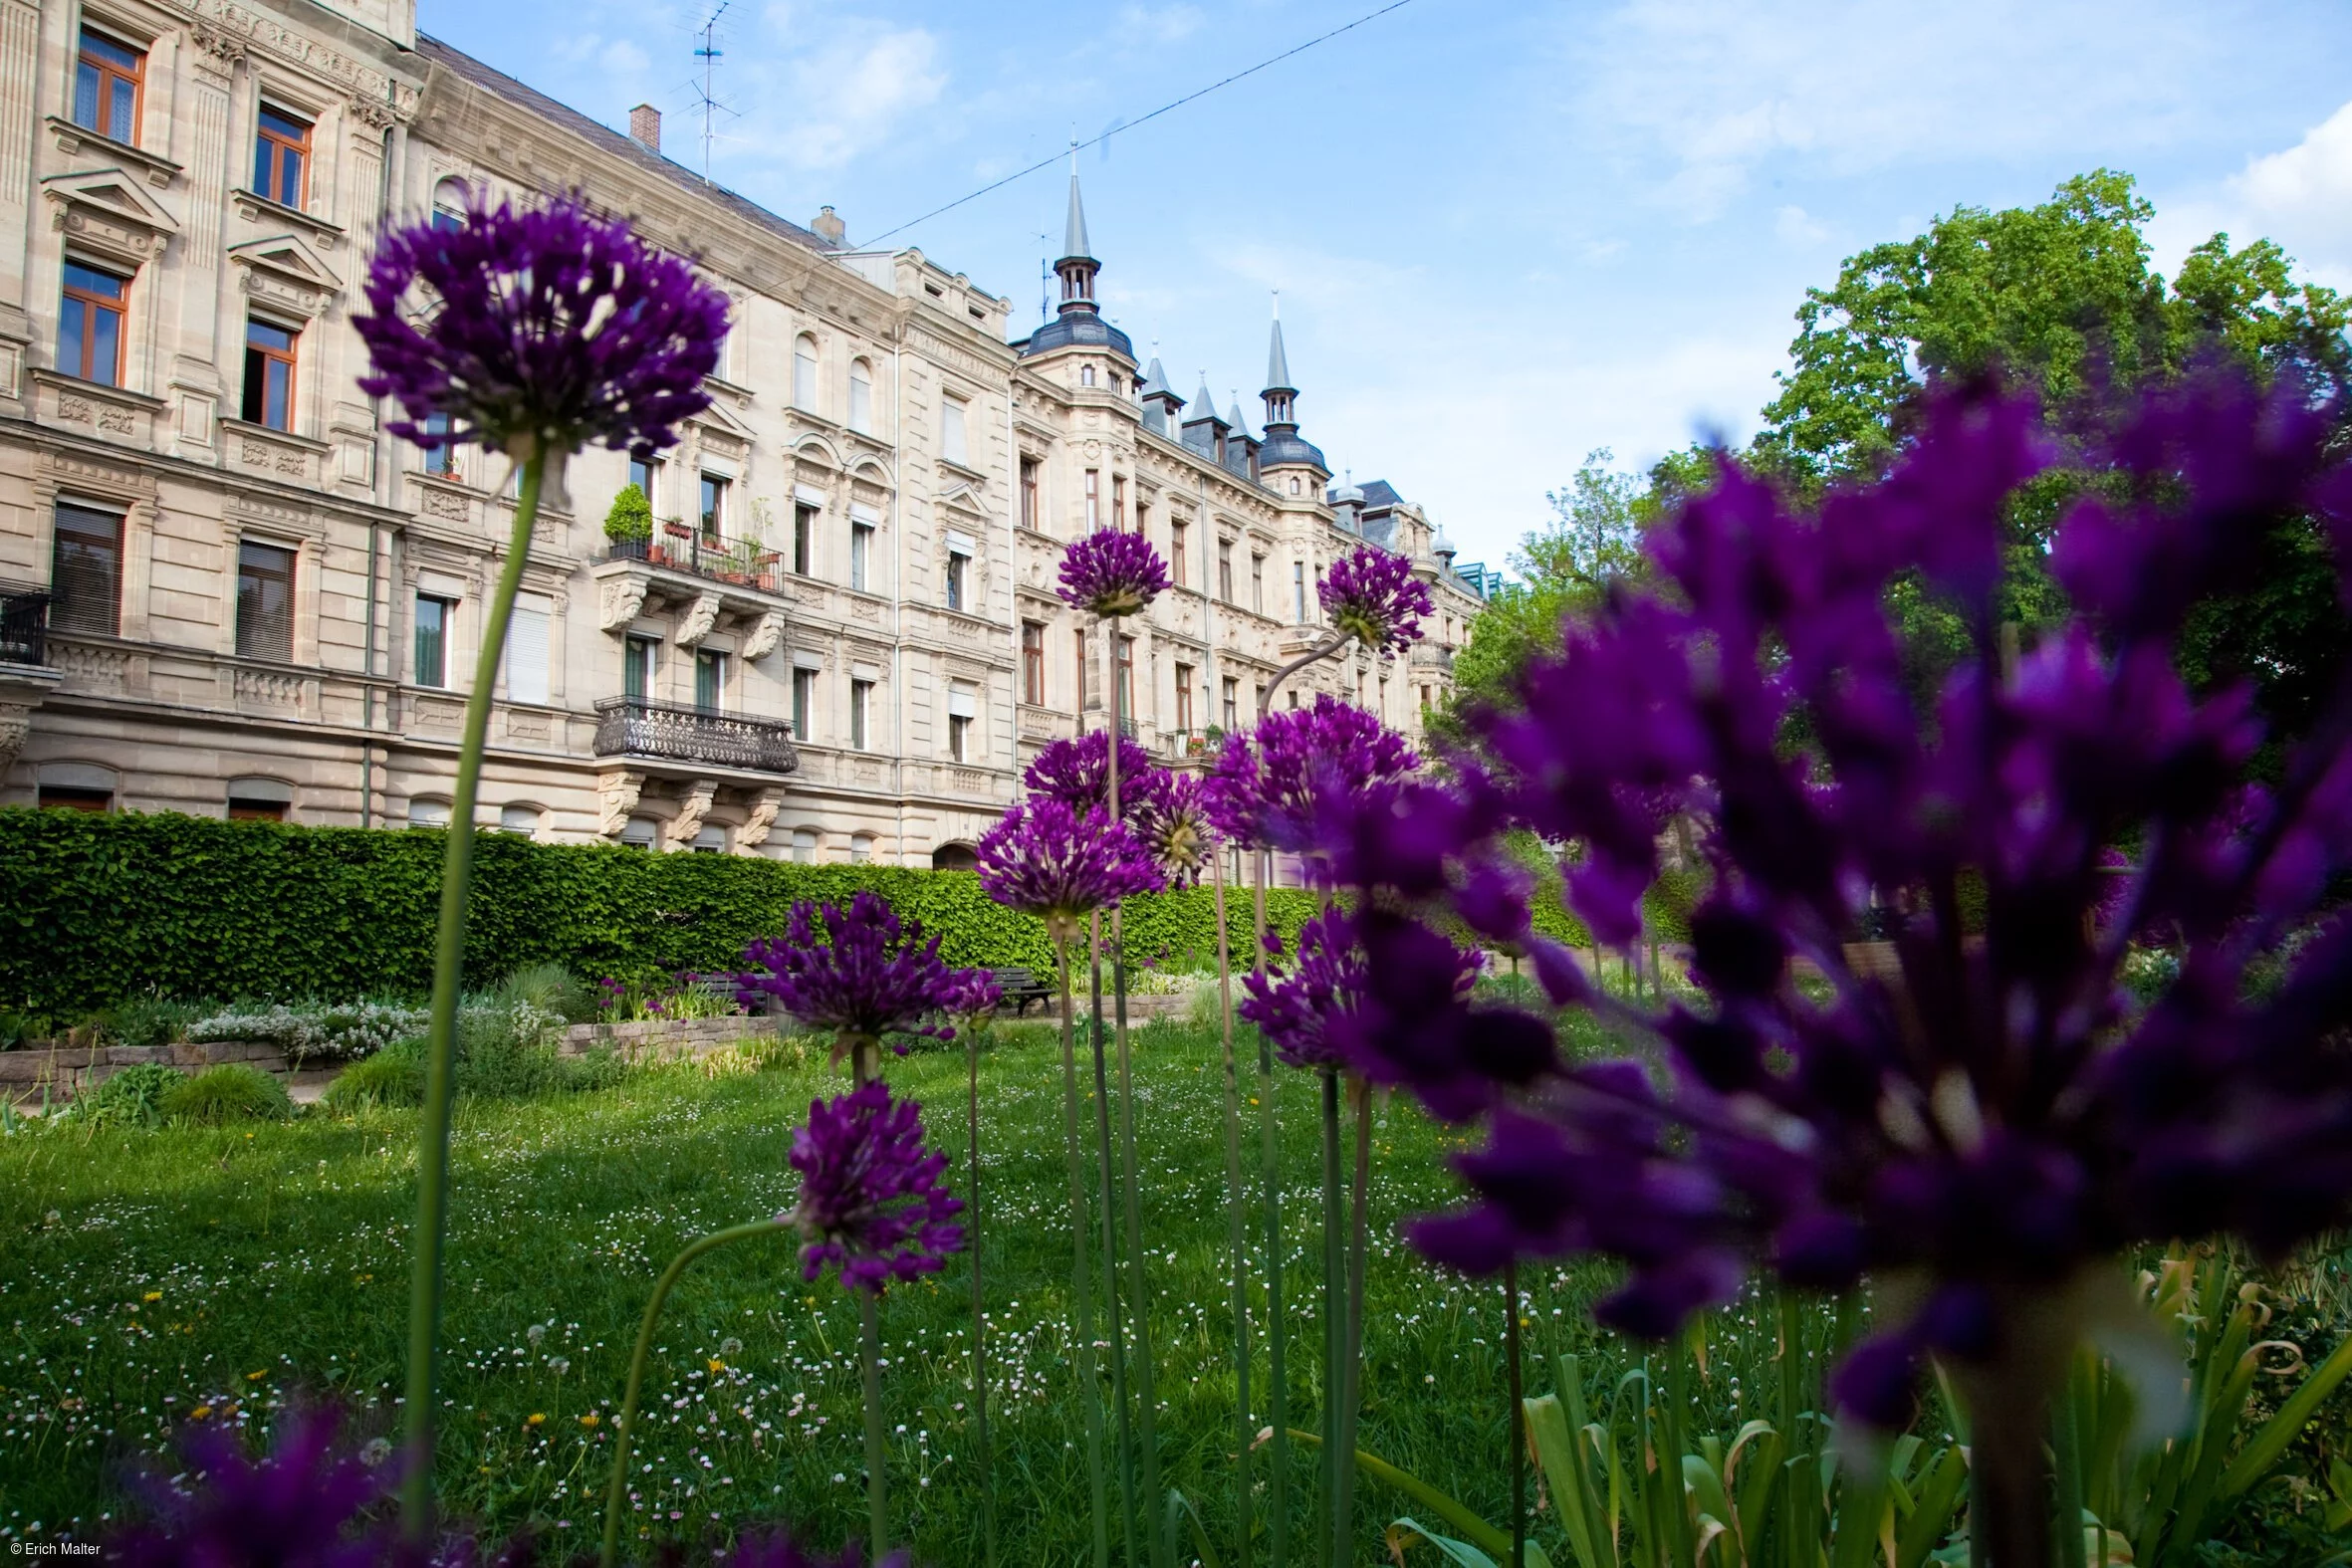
[74,29,144,145]
[252,106,312,209]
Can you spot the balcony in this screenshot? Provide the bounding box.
[605,531,780,593]
[0,583,50,666]
[592,698,801,776]
[1163,727,1221,761]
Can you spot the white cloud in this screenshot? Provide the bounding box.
[2151,98,2352,294]
[1117,3,1205,45]
[1773,204,1828,246]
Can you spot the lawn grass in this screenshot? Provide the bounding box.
[0,1017,1708,1561]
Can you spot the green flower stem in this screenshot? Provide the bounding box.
[1087,911,1140,1567]
[859,1286,890,1563]
[1318,1066,1343,1568]
[403,445,547,1543]
[1252,846,1290,1568]
[1211,850,1255,1566]
[1505,1259,1525,1568]
[966,1024,998,1568]
[1334,1074,1371,1565]
[1056,937,1112,1568]
[599,1218,790,1568]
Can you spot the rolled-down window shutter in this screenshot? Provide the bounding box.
[506,600,551,705]
[947,687,977,719]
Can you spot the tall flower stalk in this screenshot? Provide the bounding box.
[977,798,1162,1568]
[353,192,728,1540]
[941,968,1006,1568]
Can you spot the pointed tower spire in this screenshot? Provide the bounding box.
[1264,292,1296,425]
[1054,145,1100,315]
[1063,150,1092,263]
[1256,292,1328,481]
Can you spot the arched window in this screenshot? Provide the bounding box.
[692,823,729,854]
[407,796,451,827]
[931,841,978,872]
[1079,363,1095,387]
[620,815,658,849]
[850,832,876,864]
[848,359,873,434]
[38,762,117,812]
[227,777,293,821]
[794,335,820,412]
[499,802,543,837]
[791,827,819,863]
[431,177,470,232]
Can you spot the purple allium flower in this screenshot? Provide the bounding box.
[112,1403,391,1567]
[975,798,1164,942]
[1240,908,1483,1072]
[1200,693,1420,856]
[353,192,729,458]
[1129,772,1217,888]
[1317,545,1436,658]
[1319,372,2352,1422]
[785,1078,966,1294]
[737,892,957,1060]
[1058,527,1171,618]
[1022,730,1172,822]
[938,968,1005,1030]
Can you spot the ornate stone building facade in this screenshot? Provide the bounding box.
[0,0,1486,864]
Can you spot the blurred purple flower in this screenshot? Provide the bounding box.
[975,798,1164,942]
[1129,772,1218,889]
[1318,372,2352,1420]
[1200,693,1419,856]
[1022,730,1171,822]
[1318,545,1435,658]
[1058,527,1171,618]
[736,892,957,1060]
[785,1078,966,1293]
[354,192,727,458]
[939,968,1004,1031]
[1240,908,1483,1073]
[113,1404,391,1567]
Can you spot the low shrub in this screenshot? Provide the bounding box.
[160,1063,292,1125]
[98,995,209,1049]
[187,1001,425,1065]
[322,1045,426,1112]
[62,1062,180,1129]
[455,998,566,1099]
[559,1045,631,1091]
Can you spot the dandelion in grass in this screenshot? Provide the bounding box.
[353,189,730,1541]
[737,892,959,1077]
[1316,370,2352,1568]
[1317,544,1435,658]
[1057,526,1170,619]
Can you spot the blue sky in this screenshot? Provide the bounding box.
[415,0,2352,572]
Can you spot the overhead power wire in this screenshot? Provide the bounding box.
[854,0,1422,249]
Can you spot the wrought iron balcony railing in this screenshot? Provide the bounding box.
[603,532,781,593]
[593,697,801,775]
[0,582,51,667]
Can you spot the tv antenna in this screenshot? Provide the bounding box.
[692,3,732,183]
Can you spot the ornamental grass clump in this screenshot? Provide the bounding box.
[1304,370,2352,1568]
[353,189,729,1540]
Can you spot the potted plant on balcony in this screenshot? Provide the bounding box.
[603,483,651,557]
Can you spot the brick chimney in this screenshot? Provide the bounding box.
[812,205,846,247]
[628,104,660,152]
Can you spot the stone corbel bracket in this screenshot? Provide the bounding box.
[673,591,722,648]
[743,610,787,662]
[665,780,718,850]
[596,768,643,837]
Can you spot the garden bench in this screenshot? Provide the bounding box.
[989,967,1054,1016]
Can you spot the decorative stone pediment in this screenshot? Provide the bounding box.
[936,479,987,514]
[42,170,179,266]
[227,235,343,319]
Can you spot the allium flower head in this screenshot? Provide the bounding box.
[1022,730,1171,821]
[737,892,957,1059]
[1317,371,2352,1417]
[1129,772,1217,888]
[1058,527,1171,618]
[113,1404,390,1567]
[1201,693,1419,856]
[353,192,729,457]
[976,798,1163,942]
[1318,545,1435,658]
[938,968,1004,1031]
[1240,908,1482,1072]
[786,1078,965,1293]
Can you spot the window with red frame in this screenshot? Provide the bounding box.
[59,262,126,386]
[74,29,143,144]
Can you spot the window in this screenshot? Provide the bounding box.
[695,649,728,712]
[422,411,456,476]
[792,503,815,575]
[1379,676,1389,715]
[949,713,971,762]
[1021,621,1046,705]
[431,178,468,232]
[228,779,291,821]
[850,832,875,864]
[1251,553,1265,614]
[1113,476,1126,530]
[1294,560,1308,622]
[1288,688,1299,711]
[74,29,143,144]
[252,105,311,208]
[623,635,656,700]
[1020,458,1041,531]
[849,522,873,592]
[1174,663,1194,731]
[505,598,550,705]
[413,593,453,687]
[1116,636,1134,720]
[408,797,450,827]
[620,815,659,849]
[794,336,819,411]
[792,668,816,740]
[699,473,727,540]
[500,803,542,837]
[1075,627,1094,713]
[942,395,969,467]
[51,502,122,635]
[1221,677,1239,731]
[691,824,727,855]
[242,317,297,430]
[628,454,660,512]
[1421,684,1433,712]
[791,827,818,864]
[59,261,127,386]
[848,359,873,433]
[1290,476,1301,496]
[235,541,295,660]
[1170,520,1188,586]
[849,679,872,750]
[948,682,978,763]
[944,551,967,613]
[1080,362,1095,387]
[1084,470,1099,531]
[1217,540,1234,603]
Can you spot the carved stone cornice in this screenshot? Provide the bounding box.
[190,4,421,122]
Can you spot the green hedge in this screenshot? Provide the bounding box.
[0,809,1340,1017]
